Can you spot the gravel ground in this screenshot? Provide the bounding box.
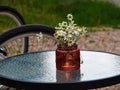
[108,0,120,6]
[78,28,120,55]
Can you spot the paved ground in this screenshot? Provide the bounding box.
[78,28,120,55]
[108,0,120,6]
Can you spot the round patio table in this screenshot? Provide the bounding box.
[0,50,120,90]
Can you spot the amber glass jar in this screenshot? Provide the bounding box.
[56,44,80,71]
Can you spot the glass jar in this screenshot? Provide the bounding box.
[56,44,80,71]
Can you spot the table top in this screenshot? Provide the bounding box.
[0,50,120,90]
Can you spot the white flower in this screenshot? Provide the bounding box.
[82,27,87,33]
[68,34,72,38]
[77,28,82,32]
[36,32,43,42]
[62,21,67,28]
[74,31,79,36]
[67,14,73,21]
[58,23,62,27]
[58,30,66,36]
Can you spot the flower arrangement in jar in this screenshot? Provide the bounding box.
[54,14,87,70]
[37,14,87,71]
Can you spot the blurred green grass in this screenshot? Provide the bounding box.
[0,0,120,33]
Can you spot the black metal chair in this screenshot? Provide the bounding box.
[0,24,56,58]
[0,5,28,58]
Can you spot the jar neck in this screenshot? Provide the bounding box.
[57,44,77,50]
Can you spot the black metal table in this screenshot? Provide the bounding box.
[0,50,120,90]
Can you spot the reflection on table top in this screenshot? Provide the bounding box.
[0,50,120,90]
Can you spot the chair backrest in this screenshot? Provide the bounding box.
[0,5,28,57]
[0,5,25,30]
[0,24,56,58]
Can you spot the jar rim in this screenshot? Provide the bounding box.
[57,44,78,50]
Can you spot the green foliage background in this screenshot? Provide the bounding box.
[0,0,120,33]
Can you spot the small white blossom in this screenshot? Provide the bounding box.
[82,27,87,33]
[36,32,43,42]
[67,14,73,21]
[58,30,66,36]
[77,28,82,32]
[62,21,67,27]
[59,23,62,27]
[68,34,72,38]
[74,31,79,36]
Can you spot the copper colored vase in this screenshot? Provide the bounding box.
[56,44,80,71]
